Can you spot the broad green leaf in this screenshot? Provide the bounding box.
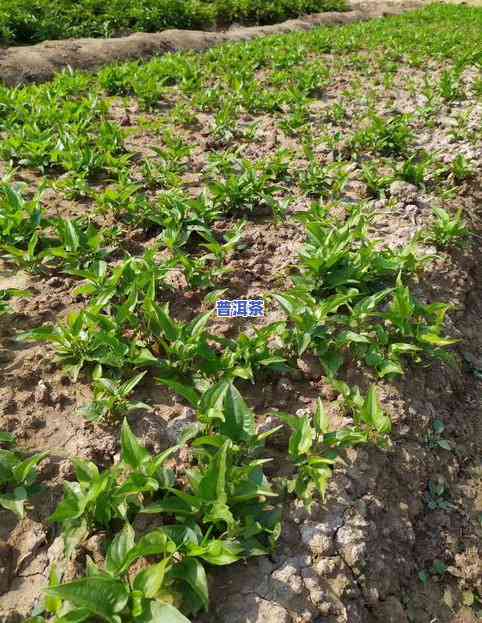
[145,300,178,341]
[120,371,147,396]
[140,495,196,516]
[359,386,391,434]
[119,530,176,573]
[313,398,330,435]
[49,482,86,523]
[198,440,229,504]
[418,333,459,346]
[146,446,180,477]
[45,577,129,621]
[189,310,213,337]
[378,360,404,377]
[54,609,92,623]
[72,458,99,486]
[0,432,15,445]
[133,558,170,598]
[106,522,135,575]
[0,487,27,517]
[120,419,150,469]
[169,558,209,612]
[44,564,62,614]
[64,220,80,251]
[189,539,244,566]
[62,519,89,559]
[289,416,313,458]
[136,602,191,623]
[220,383,255,441]
[157,378,200,407]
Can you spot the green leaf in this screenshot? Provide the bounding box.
[120,371,147,396]
[136,602,191,623]
[133,558,170,598]
[140,495,196,516]
[0,487,27,517]
[64,220,80,251]
[359,386,391,434]
[45,577,129,622]
[63,519,89,559]
[157,378,200,407]
[288,416,314,458]
[44,564,62,614]
[0,431,15,445]
[313,398,330,435]
[72,458,99,486]
[105,522,135,575]
[418,333,458,346]
[198,440,229,504]
[220,383,255,441]
[145,300,178,341]
[120,418,150,469]
[378,360,404,377]
[12,450,48,484]
[54,609,92,623]
[189,310,213,337]
[188,539,244,566]
[170,558,209,612]
[49,482,86,524]
[119,530,176,573]
[17,325,56,342]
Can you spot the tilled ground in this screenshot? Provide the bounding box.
[0,6,481,623]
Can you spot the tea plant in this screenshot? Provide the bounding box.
[77,369,151,423]
[351,114,414,157]
[49,419,184,553]
[280,388,390,506]
[422,206,470,248]
[19,310,132,381]
[0,432,48,518]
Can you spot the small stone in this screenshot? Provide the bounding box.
[165,408,196,445]
[297,354,322,380]
[389,180,417,203]
[46,276,64,288]
[276,377,294,393]
[300,521,337,556]
[34,380,49,404]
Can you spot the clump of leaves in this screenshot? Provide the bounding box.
[422,206,469,248]
[279,388,390,506]
[48,419,186,556]
[424,419,452,451]
[209,159,279,216]
[19,310,132,381]
[142,434,281,555]
[0,431,48,517]
[77,368,151,423]
[218,322,289,381]
[351,114,414,157]
[142,300,223,377]
[0,288,30,316]
[37,515,253,623]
